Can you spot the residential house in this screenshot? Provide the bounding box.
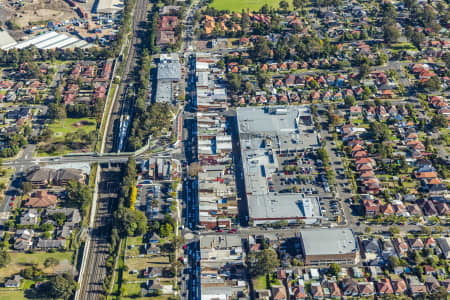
[36,239,65,250]
[4,275,22,288]
[271,285,287,300]
[24,190,58,208]
[377,278,394,295]
[391,278,407,295]
[20,209,40,226]
[358,282,375,297]
[310,282,324,299]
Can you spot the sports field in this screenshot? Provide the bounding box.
[209,0,292,12]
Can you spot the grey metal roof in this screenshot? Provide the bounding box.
[301,228,358,256]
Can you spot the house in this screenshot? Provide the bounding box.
[424,237,436,248]
[36,239,66,250]
[391,278,407,295]
[46,208,81,227]
[146,244,161,255]
[327,281,341,299]
[392,237,409,257]
[358,282,375,297]
[143,267,163,279]
[292,285,307,299]
[424,276,441,294]
[408,238,424,250]
[24,190,58,208]
[407,275,427,297]
[271,285,287,300]
[146,278,162,293]
[14,229,34,251]
[310,282,324,299]
[149,233,160,244]
[377,278,393,295]
[362,238,380,260]
[20,209,40,226]
[436,237,450,259]
[341,278,359,297]
[4,275,22,288]
[362,199,380,216]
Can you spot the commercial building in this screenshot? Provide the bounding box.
[95,0,124,14]
[299,228,360,266]
[155,54,181,104]
[236,106,321,225]
[4,31,90,50]
[0,29,17,50]
[200,235,248,300]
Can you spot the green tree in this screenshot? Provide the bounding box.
[431,114,447,129]
[38,273,77,299]
[21,181,33,194]
[279,0,289,9]
[249,249,279,276]
[388,226,400,236]
[328,263,341,277]
[344,95,356,107]
[388,255,400,268]
[44,257,60,268]
[383,24,400,44]
[66,180,92,213]
[0,250,10,268]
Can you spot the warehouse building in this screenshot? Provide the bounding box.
[236,106,321,225]
[4,31,90,50]
[299,228,360,266]
[155,54,181,104]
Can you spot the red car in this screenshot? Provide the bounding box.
[216,229,223,233]
[183,245,187,250]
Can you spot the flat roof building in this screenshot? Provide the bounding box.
[155,54,181,104]
[299,228,359,266]
[0,29,17,50]
[237,106,321,225]
[95,0,124,14]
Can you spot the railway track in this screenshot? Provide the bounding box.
[104,0,148,153]
[78,168,120,299]
[77,0,148,297]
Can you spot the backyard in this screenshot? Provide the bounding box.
[0,251,75,281]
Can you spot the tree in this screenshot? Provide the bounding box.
[249,249,279,276]
[0,250,10,268]
[21,266,43,279]
[44,257,59,268]
[359,63,370,79]
[344,95,356,107]
[328,263,341,277]
[420,226,431,235]
[21,181,33,194]
[279,0,289,9]
[293,0,303,10]
[252,37,271,62]
[364,226,372,234]
[383,24,400,44]
[388,255,400,268]
[48,103,67,120]
[388,226,400,236]
[431,114,447,129]
[188,162,202,177]
[38,273,77,299]
[422,76,441,91]
[114,208,147,237]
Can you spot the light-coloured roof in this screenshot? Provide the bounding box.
[301,228,358,256]
[0,29,17,50]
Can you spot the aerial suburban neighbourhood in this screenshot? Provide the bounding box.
[0,0,449,298]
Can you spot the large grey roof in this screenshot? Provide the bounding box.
[301,228,358,256]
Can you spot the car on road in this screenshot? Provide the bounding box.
[216,229,223,232]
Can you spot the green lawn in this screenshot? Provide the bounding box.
[0,251,74,281]
[0,290,27,300]
[47,118,97,136]
[210,0,293,11]
[38,117,97,156]
[253,275,268,290]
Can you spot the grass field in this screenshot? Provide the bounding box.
[0,251,74,281]
[37,117,97,156]
[209,0,292,11]
[47,117,97,136]
[0,290,27,300]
